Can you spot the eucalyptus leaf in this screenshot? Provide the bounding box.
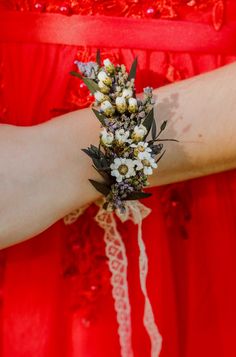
[89,179,110,196]
[70,71,82,79]
[92,108,106,126]
[82,77,99,94]
[81,148,95,159]
[96,49,101,66]
[128,57,138,81]
[142,108,154,137]
[160,120,167,132]
[125,191,152,200]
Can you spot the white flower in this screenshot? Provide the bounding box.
[128,97,138,113]
[122,88,133,98]
[98,71,108,82]
[100,128,114,147]
[115,128,130,143]
[101,100,115,116]
[132,124,147,141]
[110,158,136,183]
[103,59,112,67]
[94,91,106,102]
[135,152,157,176]
[98,70,112,86]
[116,97,126,106]
[131,142,152,156]
[103,58,115,74]
[98,81,110,94]
[115,96,127,113]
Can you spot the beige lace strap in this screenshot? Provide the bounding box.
[118,201,162,356]
[63,204,90,225]
[95,208,134,357]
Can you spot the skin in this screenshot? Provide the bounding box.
[0,61,236,247]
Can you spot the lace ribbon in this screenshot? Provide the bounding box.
[96,201,162,357]
[64,200,162,356]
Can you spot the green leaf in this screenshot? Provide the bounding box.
[81,77,99,94]
[70,71,99,94]
[96,49,101,66]
[92,166,111,182]
[92,108,106,126]
[142,108,154,137]
[89,179,110,196]
[128,57,138,81]
[125,191,152,200]
[156,150,166,164]
[151,116,157,140]
[160,120,167,132]
[70,71,82,79]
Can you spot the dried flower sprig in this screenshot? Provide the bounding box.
[71,50,172,212]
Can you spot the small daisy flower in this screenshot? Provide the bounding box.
[115,128,130,144]
[110,158,136,183]
[128,97,138,113]
[101,100,115,117]
[135,152,157,175]
[100,128,114,147]
[131,142,152,157]
[131,124,147,141]
[115,96,127,113]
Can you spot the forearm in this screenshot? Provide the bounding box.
[149,61,236,186]
[0,61,236,247]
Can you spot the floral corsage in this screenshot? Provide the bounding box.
[71,51,168,212]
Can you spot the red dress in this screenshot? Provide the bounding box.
[1,1,236,356]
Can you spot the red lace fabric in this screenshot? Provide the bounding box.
[0,0,225,30]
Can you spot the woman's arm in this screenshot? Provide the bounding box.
[0,61,236,247]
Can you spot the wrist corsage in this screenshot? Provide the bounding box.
[71,51,169,212]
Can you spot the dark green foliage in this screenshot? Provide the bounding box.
[89,180,110,196]
[92,108,106,126]
[143,108,154,138]
[96,49,101,66]
[128,57,138,81]
[125,191,152,200]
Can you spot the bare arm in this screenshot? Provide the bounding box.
[0,62,236,247]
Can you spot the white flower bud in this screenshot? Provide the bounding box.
[94,91,106,102]
[98,70,112,86]
[98,71,108,82]
[98,81,110,94]
[115,96,127,113]
[103,59,112,67]
[132,124,147,141]
[122,88,133,98]
[100,128,114,147]
[128,97,138,113]
[101,100,115,116]
[116,97,126,106]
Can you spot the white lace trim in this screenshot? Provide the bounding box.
[95,208,134,357]
[64,204,90,225]
[117,201,162,356]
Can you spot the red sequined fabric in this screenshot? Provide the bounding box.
[0,0,224,28]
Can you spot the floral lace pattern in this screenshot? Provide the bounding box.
[1,0,225,30]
